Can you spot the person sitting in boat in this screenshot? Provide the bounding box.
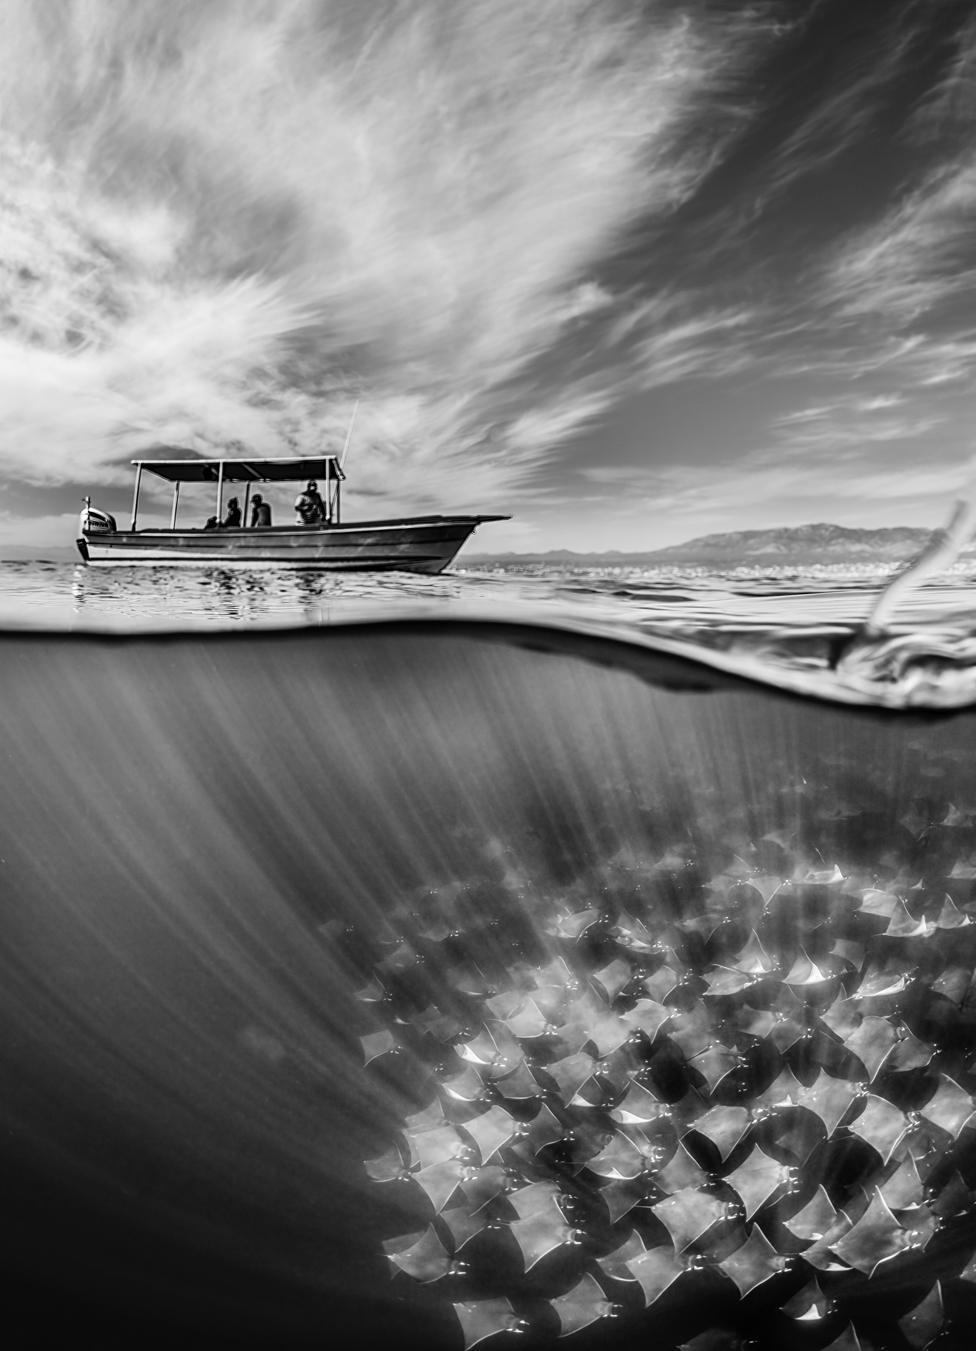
[250,493,272,528]
[295,480,327,526]
[222,497,242,528]
[204,515,219,530]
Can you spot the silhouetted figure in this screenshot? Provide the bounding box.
[295,480,327,525]
[204,515,219,530]
[222,497,242,528]
[250,494,272,528]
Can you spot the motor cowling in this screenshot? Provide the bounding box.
[80,506,117,535]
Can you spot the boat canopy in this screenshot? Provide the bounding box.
[132,455,346,484]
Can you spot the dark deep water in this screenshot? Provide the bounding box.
[4,617,976,1349]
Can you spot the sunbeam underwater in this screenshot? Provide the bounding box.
[4,619,976,1351]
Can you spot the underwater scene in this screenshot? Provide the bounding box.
[5,601,976,1351]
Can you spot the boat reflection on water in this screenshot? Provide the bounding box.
[3,619,976,1349]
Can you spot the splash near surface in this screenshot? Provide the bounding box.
[3,619,976,1350]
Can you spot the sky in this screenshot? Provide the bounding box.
[3,0,976,555]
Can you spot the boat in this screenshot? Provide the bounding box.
[76,453,508,573]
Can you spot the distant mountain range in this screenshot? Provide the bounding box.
[472,523,972,568]
[1,521,969,568]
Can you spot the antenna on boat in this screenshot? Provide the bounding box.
[339,400,360,471]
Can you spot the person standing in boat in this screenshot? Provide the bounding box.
[295,480,327,525]
[250,493,272,528]
[222,497,242,528]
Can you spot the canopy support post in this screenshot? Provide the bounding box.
[131,464,143,531]
[242,481,252,527]
[170,481,180,529]
[216,461,224,524]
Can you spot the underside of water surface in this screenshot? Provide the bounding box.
[4,619,976,1350]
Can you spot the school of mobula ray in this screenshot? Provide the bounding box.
[341,738,976,1351]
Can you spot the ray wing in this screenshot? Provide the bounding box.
[782,951,835,988]
[725,1146,792,1220]
[364,1144,408,1183]
[461,1165,508,1212]
[509,1206,573,1271]
[688,1044,741,1094]
[643,966,684,1004]
[769,1111,822,1164]
[651,1187,727,1250]
[878,1154,925,1211]
[731,1008,777,1040]
[686,1105,751,1161]
[847,1093,908,1164]
[621,998,671,1041]
[441,1205,488,1251]
[930,1169,972,1218]
[857,965,910,1000]
[779,1277,830,1320]
[718,1225,788,1297]
[586,1132,647,1181]
[577,1007,634,1058]
[405,1100,448,1133]
[406,1124,465,1171]
[668,1004,716,1059]
[731,930,777,973]
[592,958,635,1003]
[595,1228,646,1280]
[846,1016,899,1080]
[413,1005,463,1041]
[611,1077,666,1126]
[831,1189,913,1275]
[783,1185,838,1243]
[820,998,861,1038]
[458,1031,503,1067]
[440,1065,488,1103]
[703,967,758,997]
[830,937,866,970]
[412,1159,464,1214]
[492,1061,543,1102]
[881,1025,933,1073]
[599,1177,647,1223]
[919,1074,976,1137]
[384,1225,452,1282]
[508,1180,562,1220]
[614,912,660,953]
[549,1273,614,1337]
[446,963,493,997]
[884,899,932,938]
[857,888,900,918]
[931,965,971,1004]
[756,1065,806,1111]
[544,1051,597,1101]
[521,1103,566,1155]
[801,1073,859,1137]
[462,1106,518,1165]
[501,998,550,1040]
[549,909,601,940]
[654,1143,709,1194]
[626,1245,687,1308]
[768,1015,807,1053]
[934,896,970,928]
[360,1029,398,1065]
[453,1299,520,1350]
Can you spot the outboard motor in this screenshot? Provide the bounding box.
[79,500,117,534]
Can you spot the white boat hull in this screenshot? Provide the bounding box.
[77,516,502,574]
